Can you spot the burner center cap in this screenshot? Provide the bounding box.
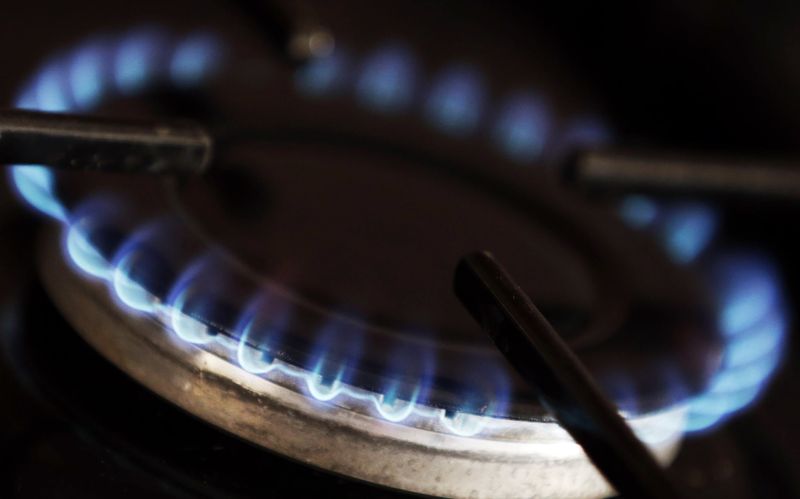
[177,139,595,345]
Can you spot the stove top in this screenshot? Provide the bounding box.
[1,1,800,498]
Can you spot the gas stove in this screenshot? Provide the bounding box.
[1,1,799,498]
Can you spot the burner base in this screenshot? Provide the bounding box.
[39,227,685,499]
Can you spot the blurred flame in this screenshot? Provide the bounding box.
[356,43,417,113]
[425,65,485,136]
[11,26,782,439]
[8,26,222,220]
[620,196,788,433]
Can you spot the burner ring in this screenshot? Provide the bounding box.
[7,26,720,422]
[38,227,685,499]
[49,128,717,422]
[9,22,786,499]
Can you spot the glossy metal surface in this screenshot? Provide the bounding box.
[40,227,686,499]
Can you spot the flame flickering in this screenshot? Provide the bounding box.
[619,195,787,433]
[6,25,788,442]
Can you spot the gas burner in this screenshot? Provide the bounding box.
[1,9,792,499]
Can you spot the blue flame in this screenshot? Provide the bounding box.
[62,196,128,281]
[712,255,780,337]
[15,88,38,110]
[439,411,491,436]
[233,300,445,427]
[65,216,113,280]
[723,312,784,368]
[169,293,219,345]
[619,195,659,229]
[301,317,365,402]
[375,384,420,422]
[598,369,643,414]
[619,196,787,433]
[166,259,221,345]
[8,28,223,222]
[233,300,433,425]
[113,252,160,313]
[6,27,226,337]
[34,61,72,112]
[9,64,70,221]
[112,238,164,314]
[294,48,349,97]
[5,28,513,437]
[236,295,291,374]
[69,39,111,110]
[8,166,66,221]
[169,32,222,88]
[659,202,717,264]
[13,29,789,438]
[113,28,168,95]
[493,93,550,162]
[108,221,176,314]
[306,362,346,401]
[356,43,417,112]
[424,65,484,135]
[237,337,275,374]
[692,254,787,429]
[619,198,717,265]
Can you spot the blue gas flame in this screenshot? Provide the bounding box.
[69,38,112,110]
[10,28,787,438]
[114,28,169,95]
[620,195,788,433]
[113,254,160,313]
[682,254,786,433]
[658,202,718,264]
[9,165,66,221]
[36,63,73,111]
[7,26,222,221]
[293,41,614,168]
[62,196,127,279]
[110,222,176,314]
[236,294,292,373]
[619,195,659,229]
[355,43,417,113]
[66,215,113,280]
[295,47,350,97]
[167,257,225,345]
[116,238,495,433]
[493,93,551,163]
[302,317,365,402]
[424,65,485,136]
[619,195,719,263]
[170,32,223,88]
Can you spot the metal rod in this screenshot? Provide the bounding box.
[453,251,682,499]
[568,148,800,200]
[0,109,212,175]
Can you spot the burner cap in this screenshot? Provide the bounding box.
[49,128,719,416]
[19,24,720,499]
[39,226,689,499]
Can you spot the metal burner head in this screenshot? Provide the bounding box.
[7,21,787,499]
